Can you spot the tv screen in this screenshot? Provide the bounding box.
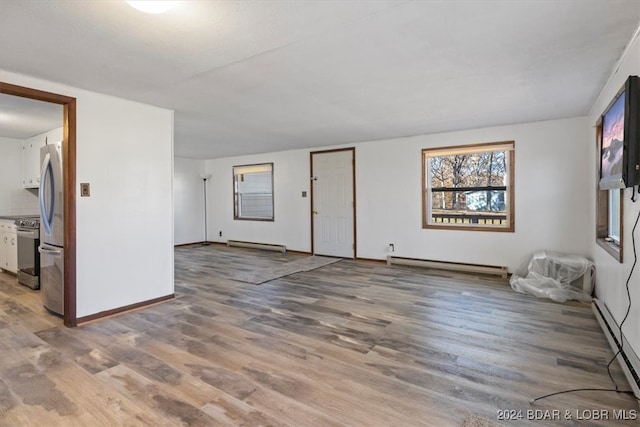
[599,75,640,190]
[599,91,625,189]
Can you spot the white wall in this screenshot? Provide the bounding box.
[588,30,640,358]
[174,156,206,245]
[206,150,311,249]
[206,116,591,272]
[1,69,174,319]
[357,117,591,269]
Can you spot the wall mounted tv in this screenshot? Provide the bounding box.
[599,75,640,190]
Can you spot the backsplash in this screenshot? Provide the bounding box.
[6,188,39,215]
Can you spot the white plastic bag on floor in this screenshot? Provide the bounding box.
[510,251,595,303]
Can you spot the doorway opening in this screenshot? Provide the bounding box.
[0,82,77,327]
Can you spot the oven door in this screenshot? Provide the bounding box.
[17,228,40,289]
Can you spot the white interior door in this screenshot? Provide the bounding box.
[311,149,354,258]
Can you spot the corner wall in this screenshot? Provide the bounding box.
[174,156,206,245]
[1,69,175,319]
[588,29,640,360]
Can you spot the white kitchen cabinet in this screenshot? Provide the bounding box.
[19,128,63,189]
[21,137,46,188]
[0,222,18,274]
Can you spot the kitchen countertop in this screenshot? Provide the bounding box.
[0,215,39,221]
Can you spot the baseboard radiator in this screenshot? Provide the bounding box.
[386,256,508,279]
[592,298,640,400]
[227,240,286,253]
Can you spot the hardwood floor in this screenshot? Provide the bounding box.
[1,244,638,426]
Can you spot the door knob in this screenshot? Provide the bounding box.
[313,210,318,214]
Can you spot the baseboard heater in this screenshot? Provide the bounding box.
[592,298,640,401]
[227,240,286,253]
[386,256,508,279]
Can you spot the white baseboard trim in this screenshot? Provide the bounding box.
[592,298,640,401]
[386,256,508,278]
[227,240,286,253]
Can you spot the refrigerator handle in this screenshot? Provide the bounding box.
[39,152,53,235]
[39,245,62,256]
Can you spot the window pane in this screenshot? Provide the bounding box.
[234,163,274,220]
[609,189,620,243]
[429,150,507,189]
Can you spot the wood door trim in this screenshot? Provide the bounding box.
[309,147,356,259]
[0,82,77,327]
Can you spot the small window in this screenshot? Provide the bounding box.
[422,141,515,231]
[233,163,274,221]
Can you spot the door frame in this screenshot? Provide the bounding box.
[0,82,77,327]
[309,147,356,259]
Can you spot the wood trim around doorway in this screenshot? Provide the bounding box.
[309,147,356,259]
[0,82,77,327]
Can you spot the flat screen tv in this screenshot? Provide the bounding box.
[599,75,640,190]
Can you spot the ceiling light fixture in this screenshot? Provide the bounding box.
[126,1,176,14]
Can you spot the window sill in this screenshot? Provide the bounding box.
[233,217,275,222]
[423,223,514,232]
[596,237,622,263]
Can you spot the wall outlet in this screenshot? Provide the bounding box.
[80,183,90,197]
[219,231,222,237]
[388,243,395,252]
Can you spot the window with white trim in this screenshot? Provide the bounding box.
[422,141,515,231]
[233,163,274,221]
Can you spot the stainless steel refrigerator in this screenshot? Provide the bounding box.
[39,142,64,315]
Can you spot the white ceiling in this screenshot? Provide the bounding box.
[0,93,63,139]
[1,0,639,158]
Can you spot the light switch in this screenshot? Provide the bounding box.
[80,183,90,197]
[302,191,307,197]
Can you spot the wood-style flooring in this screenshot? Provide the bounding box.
[0,244,638,426]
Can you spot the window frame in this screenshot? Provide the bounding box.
[422,141,515,232]
[595,120,624,262]
[232,162,275,222]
